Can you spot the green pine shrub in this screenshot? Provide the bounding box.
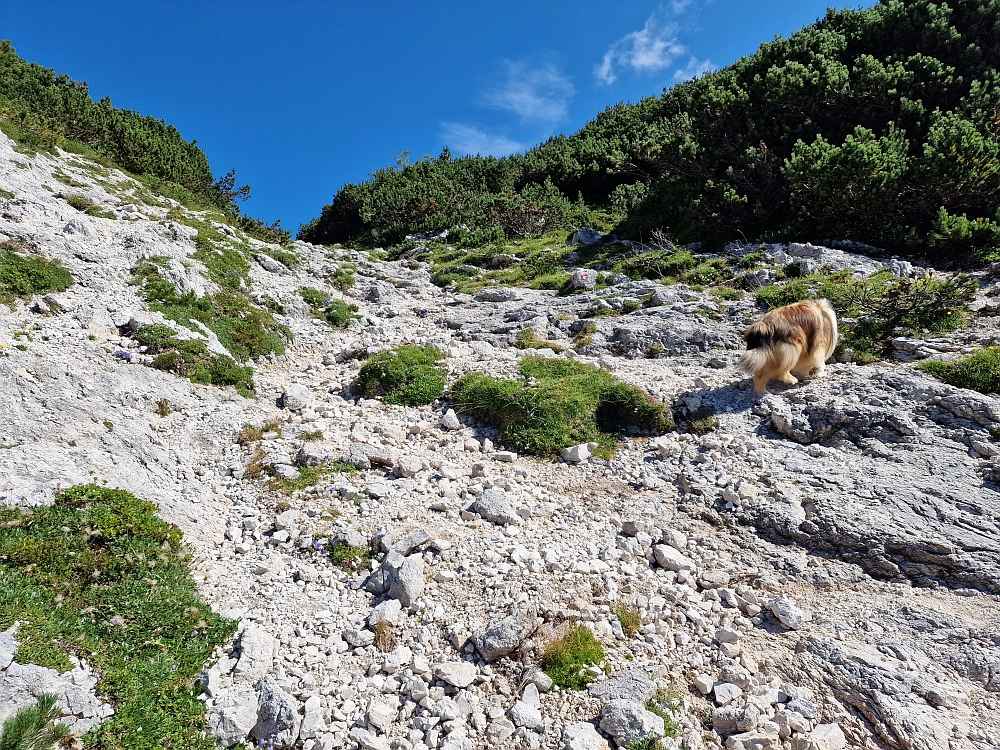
[451,356,672,457]
[357,345,447,406]
[0,693,70,750]
[0,484,235,749]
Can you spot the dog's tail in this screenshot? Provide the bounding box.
[738,319,799,376]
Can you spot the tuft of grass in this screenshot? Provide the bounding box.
[918,348,1000,395]
[244,447,265,479]
[0,242,74,307]
[299,288,359,328]
[756,270,977,362]
[451,356,672,457]
[238,424,264,445]
[373,622,395,653]
[266,464,330,495]
[611,603,642,638]
[299,429,324,442]
[540,624,606,691]
[0,187,15,200]
[0,693,71,750]
[645,688,681,738]
[516,329,565,352]
[327,265,356,292]
[0,484,235,749]
[155,399,172,417]
[329,542,374,572]
[357,345,447,406]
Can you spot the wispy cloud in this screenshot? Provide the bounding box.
[673,56,714,81]
[594,4,697,85]
[440,122,524,157]
[484,59,575,124]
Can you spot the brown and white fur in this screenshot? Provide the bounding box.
[738,299,838,393]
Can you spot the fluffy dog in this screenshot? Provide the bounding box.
[738,299,838,393]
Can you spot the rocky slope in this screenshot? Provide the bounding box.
[1,130,999,750]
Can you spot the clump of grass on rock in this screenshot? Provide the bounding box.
[540,624,606,690]
[0,241,73,306]
[299,287,358,328]
[451,356,672,457]
[918,348,1000,395]
[357,345,447,406]
[134,324,255,396]
[0,484,234,749]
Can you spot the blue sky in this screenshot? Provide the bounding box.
[5,1,845,232]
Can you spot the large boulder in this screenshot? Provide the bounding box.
[470,489,521,526]
[472,606,538,662]
[232,626,277,683]
[207,690,259,747]
[282,384,312,412]
[251,677,301,748]
[599,700,665,747]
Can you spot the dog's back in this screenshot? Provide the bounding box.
[739,299,837,392]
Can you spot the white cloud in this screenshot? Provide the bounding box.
[484,60,575,124]
[673,56,714,81]
[440,123,524,157]
[594,4,693,85]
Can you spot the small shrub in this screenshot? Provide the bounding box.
[0,693,70,750]
[300,287,359,328]
[155,398,172,417]
[357,345,447,406]
[65,193,96,212]
[0,244,74,306]
[328,265,356,292]
[918,348,1000,394]
[244,447,265,479]
[611,603,641,638]
[267,464,332,494]
[540,624,606,690]
[451,356,672,457]
[300,429,324,442]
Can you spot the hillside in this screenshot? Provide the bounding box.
[301,0,1000,260]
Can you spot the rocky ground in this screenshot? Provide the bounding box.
[1,130,999,750]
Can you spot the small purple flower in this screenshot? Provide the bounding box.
[417,309,428,318]
[192,629,199,636]
[113,350,132,362]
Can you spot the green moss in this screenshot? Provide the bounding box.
[451,356,672,457]
[0,484,235,750]
[0,243,74,306]
[918,348,1000,394]
[357,345,447,406]
[540,625,606,690]
[0,188,14,199]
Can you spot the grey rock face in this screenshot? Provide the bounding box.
[255,253,288,274]
[251,677,301,748]
[562,722,610,750]
[472,606,538,662]
[588,669,657,703]
[281,383,313,412]
[470,488,520,525]
[570,268,597,290]
[343,442,398,470]
[232,625,278,682]
[568,228,602,246]
[474,288,520,302]
[365,550,424,607]
[207,690,259,747]
[598,700,664,747]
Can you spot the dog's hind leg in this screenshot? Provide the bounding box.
[777,371,799,385]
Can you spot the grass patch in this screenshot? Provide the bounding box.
[266,464,330,495]
[357,345,447,406]
[451,356,672,457]
[299,429,324,442]
[140,330,255,397]
[540,624,606,691]
[155,399,172,417]
[611,603,641,638]
[0,484,234,749]
[516,329,565,352]
[0,242,74,306]
[327,264,356,292]
[0,187,15,200]
[299,288,359,328]
[918,348,1000,394]
[645,688,682,738]
[328,542,374,572]
[373,622,395,653]
[238,424,264,445]
[133,261,290,364]
[756,270,977,362]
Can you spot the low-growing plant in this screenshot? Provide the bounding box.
[327,265,356,292]
[151,338,255,396]
[756,270,977,361]
[244,447,265,479]
[300,429,324,442]
[644,689,682,738]
[373,622,395,653]
[0,484,234,749]
[611,603,642,638]
[238,424,264,445]
[357,345,447,406]
[329,542,374,572]
[516,329,565,352]
[0,243,74,306]
[918,348,1000,395]
[267,464,333,495]
[540,624,606,690]
[0,693,70,750]
[65,193,96,212]
[299,288,359,328]
[451,356,672,457]
[155,398,172,417]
